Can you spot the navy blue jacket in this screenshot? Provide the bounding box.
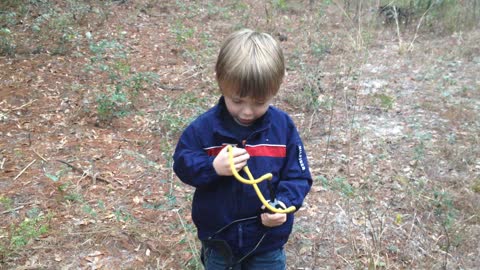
[173,96,312,257]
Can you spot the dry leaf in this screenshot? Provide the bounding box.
[133,196,143,205]
[54,254,62,262]
[87,251,103,257]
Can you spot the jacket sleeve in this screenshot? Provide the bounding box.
[275,120,312,211]
[172,124,221,188]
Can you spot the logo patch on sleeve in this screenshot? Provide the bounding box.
[298,145,306,172]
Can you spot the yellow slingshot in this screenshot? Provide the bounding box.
[226,145,296,214]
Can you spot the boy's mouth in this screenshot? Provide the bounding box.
[236,118,253,126]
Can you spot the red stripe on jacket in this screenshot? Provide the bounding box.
[205,144,286,158]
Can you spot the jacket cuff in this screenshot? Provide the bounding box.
[206,156,221,179]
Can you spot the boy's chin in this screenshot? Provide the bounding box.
[235,118,254,126]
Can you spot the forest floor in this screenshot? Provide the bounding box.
[1,0,479,269]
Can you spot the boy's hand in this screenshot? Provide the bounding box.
[261,200,287,227]
[213,146,250,176]
[261,212,287,227]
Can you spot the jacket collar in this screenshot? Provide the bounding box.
[213,96,272,141]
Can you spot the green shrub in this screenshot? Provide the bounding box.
[171,21,194,44]
[86,38,159,122]
[96,86,130,121]
[10,214,51,248]
[0,27,15,56]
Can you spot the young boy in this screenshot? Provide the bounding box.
[173,28,312,269]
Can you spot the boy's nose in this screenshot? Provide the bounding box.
[242,106,254,116]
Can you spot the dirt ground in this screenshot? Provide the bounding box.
[1,0,479,269]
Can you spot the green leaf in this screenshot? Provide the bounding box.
[45,172,59,182]
[395,213,403,225]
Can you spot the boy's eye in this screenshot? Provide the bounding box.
[254,99,268,105]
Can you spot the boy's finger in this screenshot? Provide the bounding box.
[235,164,244,171]
[235,160,247,169]
[234,153,249,163]
[261,213,287,226]
[231,147,248,157]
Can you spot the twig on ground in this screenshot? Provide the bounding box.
[67,229,113,235]
[8,99,37,112]
[13,159,37,180]
[335,253,353,267]
[0,157,5,170]
[12,265,45,270]
[1,205,25,215]
[112,177,125,186]
[57,160,110,184]
[33,149,48,162]
[157,83,184,91]
[407,211,417,242]
[307,110,317,134]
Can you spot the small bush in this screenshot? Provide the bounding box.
[96,87,131,122]
[0,27,15,56]
[86,38,159,123]
[10,214,51,248]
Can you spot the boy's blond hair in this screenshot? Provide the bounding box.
[215,29,285,100]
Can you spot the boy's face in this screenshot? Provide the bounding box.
[224,94,273,126]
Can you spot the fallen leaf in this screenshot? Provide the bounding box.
[133,196,143,205]
[54,253,62,262]
[87,251,103,257]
